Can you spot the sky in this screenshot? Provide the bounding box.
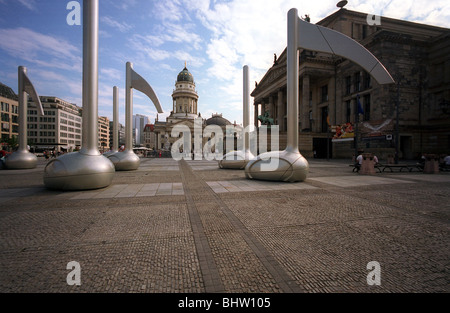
[0,0,449,126]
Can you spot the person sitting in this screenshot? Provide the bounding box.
[355,150,364,172]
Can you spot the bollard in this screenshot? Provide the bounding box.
[360,153,376,175]
[423,154,439,174]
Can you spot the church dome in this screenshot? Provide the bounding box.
[177,67,194,83]
[206,113,231,126]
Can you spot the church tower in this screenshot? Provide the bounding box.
[171,64,199,119]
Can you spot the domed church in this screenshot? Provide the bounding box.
[146,64,237,154]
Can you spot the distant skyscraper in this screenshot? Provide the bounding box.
[132,114,149,146]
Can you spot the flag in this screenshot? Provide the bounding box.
[357,94,364,114]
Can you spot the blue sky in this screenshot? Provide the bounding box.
[0,0,449,126]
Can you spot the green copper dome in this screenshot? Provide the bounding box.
[177,67,194,83]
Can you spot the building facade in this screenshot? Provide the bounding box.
[98,116,110,153]
[143,123,156,149]
[147,65,236,155]
[133,114,149,147]
[0,83,19,144]
[109,121,125,149]
[27,96,82,152]
[251,8,450,160]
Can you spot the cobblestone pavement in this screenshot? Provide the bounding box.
[0,157,448,293]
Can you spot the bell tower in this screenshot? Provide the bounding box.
[172,64,199,119]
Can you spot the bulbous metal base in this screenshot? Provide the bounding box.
[43,152,115,190]
[219,150,255,170]
[245,150,309,182]
[102,150,117,158]
[4,150,38,169]
[107,150,140,171]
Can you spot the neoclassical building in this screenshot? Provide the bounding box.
[252,7,450,160]
[145,65,237,154]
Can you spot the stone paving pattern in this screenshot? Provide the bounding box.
[0,157,448,293]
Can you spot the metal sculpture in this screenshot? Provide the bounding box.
[219,65,255,169]
[103,86,119,157]
[44,0,115,190]
[4,66,44,169]
[258,111,274,126]
[245,8,394,182]
[107,62,163,171]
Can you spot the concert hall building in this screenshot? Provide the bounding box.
[251,7,450,160]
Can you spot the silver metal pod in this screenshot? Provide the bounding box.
[5,66,44,170]
[107,62,163,171]
[44,0,115,190]
[219,65,255,169]
[245,8,394,182]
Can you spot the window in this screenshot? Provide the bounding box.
[321,106,329,133]
[345,76,351,95]
[363,94,371,121]
[354,73,361,92]
[1,102,9,112]
[346,100,351,123]
[363,72,371,90]
[321,85,328,103]
[362,25,368,39]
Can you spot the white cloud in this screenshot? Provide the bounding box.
[153,0,185,22]
[0,27,81,72]
[34,70,82,100]
[346,0,450,28]
[17,0,37,11]
[101,68,122,81]
[101,16,133,33]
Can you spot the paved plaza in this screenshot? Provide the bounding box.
[0,157,449,293]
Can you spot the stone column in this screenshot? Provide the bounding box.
[301,75,310,131]
[268,96,274,119]
[254,103,259,127]
[277,90,285,131]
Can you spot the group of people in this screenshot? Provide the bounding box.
[354,150,379,172]
[354,150,450,172]
[43,150,62,160]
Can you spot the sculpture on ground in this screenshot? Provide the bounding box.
[245,8,394,182]
[44,0,115,190]
[219,65,255,169]
[103,86,119,157]
[5,66,44,169]
[107,62,163,171]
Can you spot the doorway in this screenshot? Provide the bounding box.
[313,137,332,159]
[400,136,413,160]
